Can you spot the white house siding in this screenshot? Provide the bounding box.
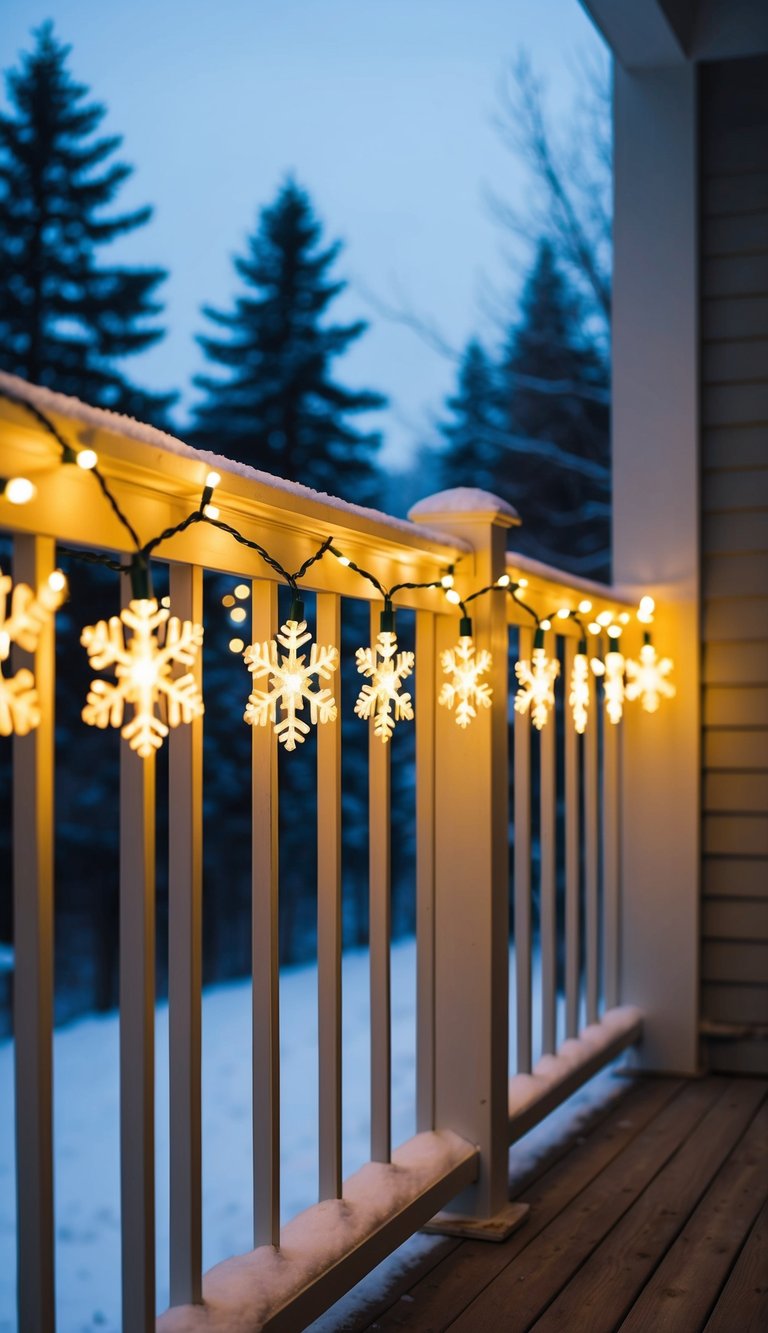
[700,54,768,1073]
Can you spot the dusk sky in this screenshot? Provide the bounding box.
[3,0,605,467]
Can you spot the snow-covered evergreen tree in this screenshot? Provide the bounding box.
[439,338,505,494]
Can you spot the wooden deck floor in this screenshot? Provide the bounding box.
[320,1074,768,1333]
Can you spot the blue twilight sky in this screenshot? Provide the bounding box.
[2,0,605,467]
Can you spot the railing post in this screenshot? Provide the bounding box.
[409,489,518,1226]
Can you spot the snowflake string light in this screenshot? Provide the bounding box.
[0,572,67,736]
[514,645,560,730]
[568,652,590,734]
[439,634,493,728]
[355,630,414,743]
[81,598,204,757]
[625,641,675,713]
[592,650,626,724]
[244,617,338,751]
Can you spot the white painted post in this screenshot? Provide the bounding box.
[613,62,700,1073]
[415,610,437,1132]
[515,625,533,1074]
[409,491,517,1224]
[539,636,557,1056]
[12,534,56,1333]
[368,602,392,1164]
[564,640,581,1039]
[317,591,342,1199]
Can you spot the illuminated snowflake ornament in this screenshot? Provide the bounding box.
[244,617,338,751]
[0,572,67,736]
[439,634,493,728]
[568,651,590,734]
[514,645,560,730]
[355,630,414,743]
[625,641,676,713]
[81,598,204,758]
[592,650,626,725]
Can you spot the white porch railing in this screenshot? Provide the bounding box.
[1,377,642,1333]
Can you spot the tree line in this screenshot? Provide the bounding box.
[0,24,611,1022]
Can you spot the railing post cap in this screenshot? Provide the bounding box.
[408,488,521,530]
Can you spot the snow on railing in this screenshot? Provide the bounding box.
[0,377,646,1332]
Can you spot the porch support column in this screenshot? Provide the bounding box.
[410,490,517,1222]
[613,61,700,1073]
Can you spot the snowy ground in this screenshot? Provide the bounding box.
[0,940,616,1333]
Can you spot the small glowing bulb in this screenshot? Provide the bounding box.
[48,570,67,593]
[639,596,655,616]
[445,588,462,605]
[161,595,171,608]
[76,448,98,470]
[588,622,601,636]
[5,476,36,505]
[222,594,235,608]
[203,503,219,520]
[596,610,613,627]
[131,654,158,689]
[234,584,250,599]
[229,637,245,653]
[497,573,511,588]
[441,573,455,589]
[338,554,351,567]
[517,577,529,589]
[205,471,221,489]
[578,599,592,614]
[607,624,622,639]
[540,619,552,631]
[230,606,247,624]
[557,607,570,620]
[619,612,631,625]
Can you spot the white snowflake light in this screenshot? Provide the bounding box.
[0,572,67,736]
[592,650,626,724]
[625,641,675,713]
[244,617,338,751]
[568,651,590,734]
[355,630,414,743]
[514,646,560,730]
[81,598,204,758]
[439,635,493,728]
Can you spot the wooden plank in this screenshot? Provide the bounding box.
[704,172,768,217]
[168,563,203,1305]
[703,857,768,898]
[532,1079,767,1333]
[702,425,768,470]
[703,688,768,728]
[702,296,768,341]
[702,896,768,939]
[703,813,768,857]
[514,625,533,1073]
[119,578,157,1333]
[564,640,580,1039]
[415,610,436,1132]
[704,597,768,642]
[706,1039,768,1075]
[702,254,768,301]
[369,602,391,1164]
[584,668,599,1025]
[317,591,342,1200]
[251,578,280,1248]
[701,982,768,1027]
[703,384,768,430]
[702,939,768,983]
[703,508,768,556]
[704,727,768,769]
[12,534,56,1333]
[703,641,768,685]
[370,1078,685,1332]
[705,1196,768,1333]
[702,471,768,515]
[602,715,620,1011]
[448,1079,725,1332]
[704,771,768,813]
[621,1097,768,1333]
[703,553,768,599]
[702,214,768,259]
[540,643,557,1056]
[703,127,768,175]
[703,337,768,384]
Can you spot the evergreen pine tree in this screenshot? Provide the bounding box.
[438,338,505,495]
[500,241,610,577]
[192,179,385,502]
[0,23,174,424]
